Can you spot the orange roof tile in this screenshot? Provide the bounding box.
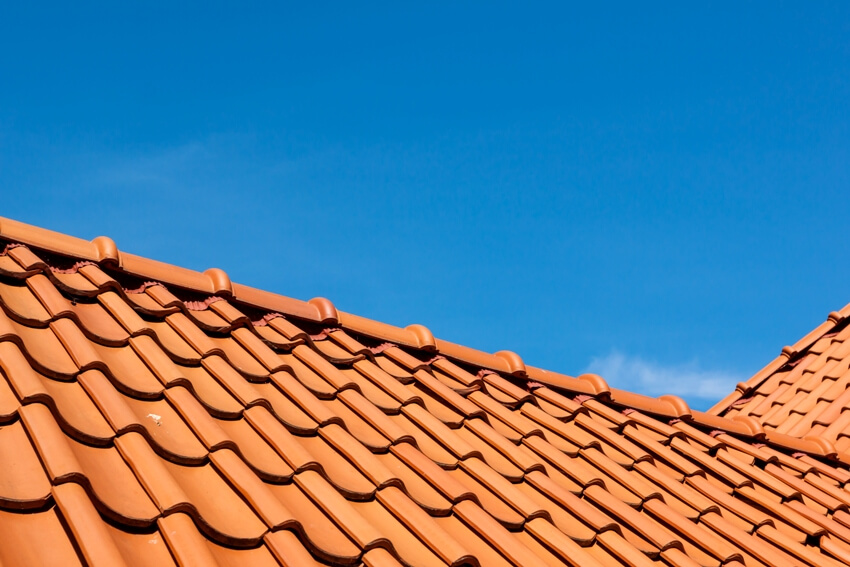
[711,300,850,459]
[1,216,850,565]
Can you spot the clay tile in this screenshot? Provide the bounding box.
[730,415,766,438]
[209,449,296,529]
[51,483,129,567]
[204,268,232,298]
[781,346,795,358]
[802,435,839,458]
[405,323,437,351]
[376,486,474,566]
[166,313,220,358]
[659,394,692,419]
[308,297,338,325]
[21,404,159,525]
[577,373,610,395]
[494,350,526,377]
[26,274,73,319]
[362,548,404,567]
[452,499,548,567]
[295,469,387,550]
[0,506,86,565]
[164,386,230,452]
[8,246,46,271]
[49,318,102,371]
[262,530,322,566]
[526,517,607,567]
[0,420,52,509]
[157,513,219,566]
[735,382,752,395]
[320,424,397,488]
[828,311,843,324]
[91,235,120,267]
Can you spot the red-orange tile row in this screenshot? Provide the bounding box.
[0,244,849,565]
[4,216,849,456]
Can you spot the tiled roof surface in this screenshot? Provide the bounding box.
[711,306,850,458]
[3,218,850,566]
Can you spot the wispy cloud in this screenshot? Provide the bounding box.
[584,351,741,405]
[92,141,224,190]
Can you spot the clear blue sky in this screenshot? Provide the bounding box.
[2,4,849,409]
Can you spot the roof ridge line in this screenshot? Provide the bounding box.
[707,310,850,417]
[0,216,545,378]
[1,216,845,463]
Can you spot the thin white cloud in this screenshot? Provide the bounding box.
[94,141,214,188]
[584,351,741,401]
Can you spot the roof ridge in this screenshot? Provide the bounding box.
[1,215,845,464]
[708,310,850,417]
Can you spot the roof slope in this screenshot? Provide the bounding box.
[2,218,850,566]
[711,306,850,456]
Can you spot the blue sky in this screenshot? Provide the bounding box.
[2,4,849,409]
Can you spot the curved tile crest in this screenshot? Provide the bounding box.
[91,236,120,267]
[405,324,436,351]
[204,268,233,298]
[494,350,526,377]
[730,415,765,438]
[577,373,610,396]
[309,297,339,325]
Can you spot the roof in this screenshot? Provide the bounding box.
[710,306,850,454]
[2,216,850,566]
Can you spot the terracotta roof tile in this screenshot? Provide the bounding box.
[712,307,850,457]
[4,217,850,565]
